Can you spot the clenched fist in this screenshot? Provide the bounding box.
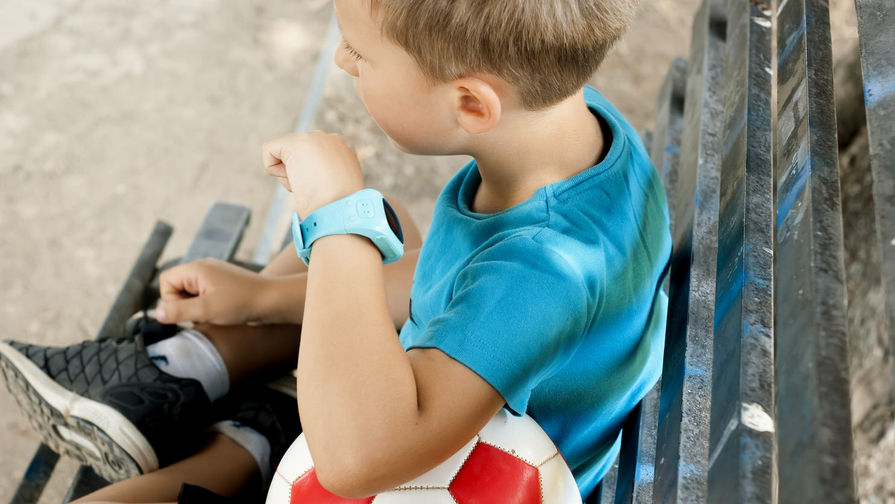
[157,258,270,325]
[262,131,365,219]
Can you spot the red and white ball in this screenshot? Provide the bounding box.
[266,409,581,504]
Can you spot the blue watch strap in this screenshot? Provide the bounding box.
[291,189,404,265]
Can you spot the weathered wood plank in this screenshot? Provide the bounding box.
[653,0,725,502]
[8,444,59,504]
[774,0,856,502]
[615,398,644,504]
[181,201,251,265]
[855,0,895,407]
[649,58,688,228]
[95,221,173,341]
[707,0,775,502]
[62,466,109,504]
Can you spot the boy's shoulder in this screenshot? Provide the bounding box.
[421,85,666,276]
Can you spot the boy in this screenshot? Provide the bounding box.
[0,0,670,501]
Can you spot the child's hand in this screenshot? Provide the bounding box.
[157,258,269,325]
[262,131,365,219]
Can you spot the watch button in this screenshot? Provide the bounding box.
[357,201,375,218]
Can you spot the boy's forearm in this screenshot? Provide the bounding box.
[297,234,423,494]
[260,242,306,277]
[258,273,308,325]
[255,246,419,327]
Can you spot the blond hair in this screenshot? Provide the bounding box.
[369,0,640,110]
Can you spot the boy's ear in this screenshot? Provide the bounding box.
[452,77,502,135]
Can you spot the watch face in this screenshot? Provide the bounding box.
[382,199,405,244]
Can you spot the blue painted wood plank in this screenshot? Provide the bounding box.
[775,0,856,501]
[855,0,895,408]
[653,0,726,502]
[707,0,775,502]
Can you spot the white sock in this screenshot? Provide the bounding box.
[209,420,272,484]
[146,329,230,401]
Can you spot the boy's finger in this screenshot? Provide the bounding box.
[156,297,208,324]
[159,289,191,301]
[265,161,288,178]
[159,265,200,301]
[262,137,291,171]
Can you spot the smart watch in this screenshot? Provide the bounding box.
[292,188,405,265]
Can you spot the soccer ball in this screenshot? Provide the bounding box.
[266,409,581,503]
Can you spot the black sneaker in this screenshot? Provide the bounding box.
[212,376,301,491]
[0,329,212,482]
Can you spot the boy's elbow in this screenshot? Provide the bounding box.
[315,462,370,499]
[313,448,387,499]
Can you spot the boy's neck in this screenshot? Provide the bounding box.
[467,89,606,214]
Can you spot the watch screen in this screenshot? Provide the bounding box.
[382,200,405,244]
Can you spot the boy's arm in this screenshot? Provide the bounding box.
[258,246,420,327]
[265,131,505,497]
[158,193,421,328]
[299,234,505,498]
[258,241,308,277]
[157,248,419,328]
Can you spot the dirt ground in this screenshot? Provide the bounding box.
[0,0,890,502]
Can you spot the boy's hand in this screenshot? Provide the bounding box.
[262,131,365,218]
[157,258,269,325]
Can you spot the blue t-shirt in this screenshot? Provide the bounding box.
[398,86,672,497]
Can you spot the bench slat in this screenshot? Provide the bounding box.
[181,201,251,264]
[62,466,109,503]
[600,457,618,504]
[95,221,174,341]
[597,456,619,504]
[775,0,857,502]
[653,0,726,502]
[8,444,59,504]
[707,0,775,502]
[631,385,660,503]
[855,0,895,407]
[649,58,688,227]
[616,399,645,504]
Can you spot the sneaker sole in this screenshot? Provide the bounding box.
[0,341,159,481]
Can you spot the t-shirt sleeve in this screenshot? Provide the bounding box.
[404,235,592,415]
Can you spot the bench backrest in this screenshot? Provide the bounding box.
[590,0,895,502]
[855,0,895,411]
[774,0,853,501]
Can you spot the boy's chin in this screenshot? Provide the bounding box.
[388,137,412,153]
[388,136,426,155]
[388,136,453,156]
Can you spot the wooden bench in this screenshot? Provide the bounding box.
[590,0,894,503]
